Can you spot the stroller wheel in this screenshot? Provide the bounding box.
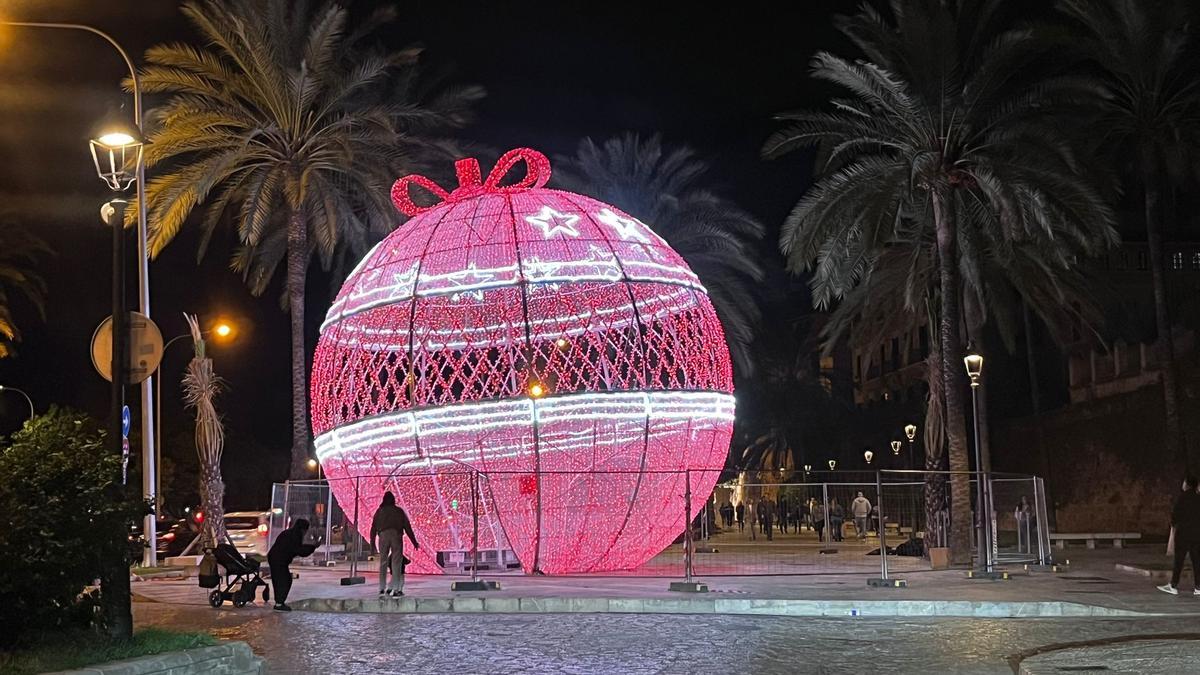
[208,590,223,608]
[233,592,248,608]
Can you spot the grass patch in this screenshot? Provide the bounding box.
[0,628,216,675]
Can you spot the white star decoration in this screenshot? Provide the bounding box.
[596,208,651,244]
[525,206,581,239]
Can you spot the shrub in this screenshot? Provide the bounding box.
[0,407,146,646]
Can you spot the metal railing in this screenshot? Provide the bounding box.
[266,468,1051,582]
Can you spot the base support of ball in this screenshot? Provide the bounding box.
[967,569,1010,581]
[867,578,907,588]
[668,581,709,593]
[451,580,501,591]
[339,576,366,586]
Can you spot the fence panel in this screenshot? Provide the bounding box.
[273,468,1050,577]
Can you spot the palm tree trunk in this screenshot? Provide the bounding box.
[1144,172,1188,469]
[1023,301,1054,525]
[287,208,311,479]
[932,189,973,564]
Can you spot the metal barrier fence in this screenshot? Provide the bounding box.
[268,468,1051,580]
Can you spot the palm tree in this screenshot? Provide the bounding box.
[181,314,227,547]
[136,0,483,477]
[554,134,766,376]
[0,222,49,360]
[1057,0,1200,468]
[764,0,1116,562]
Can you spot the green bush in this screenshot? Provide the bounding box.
[0,407,146,647]
[0,627,216,674]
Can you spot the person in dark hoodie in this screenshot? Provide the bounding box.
[371,491,420,597]
[1159,476,1200,596]
[267,518,318,611]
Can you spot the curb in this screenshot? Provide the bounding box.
[291,596,1151,618]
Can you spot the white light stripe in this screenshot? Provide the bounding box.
[321,285,708,351]
[314,390,735,463]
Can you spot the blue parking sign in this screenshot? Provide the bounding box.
[121,405,131,438]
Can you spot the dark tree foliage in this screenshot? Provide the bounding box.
[0,408,145,646]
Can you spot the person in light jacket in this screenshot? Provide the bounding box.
[851,492,872,539]
[371,491,420,598]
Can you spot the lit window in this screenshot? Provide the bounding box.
[1173,252,1184,270]
[1192,252,1200,271]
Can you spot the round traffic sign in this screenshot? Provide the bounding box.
[90,312,164,384]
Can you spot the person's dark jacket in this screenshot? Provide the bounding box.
[371,504,418,546]
[1171,491,1200,541]
[267,525,317,567]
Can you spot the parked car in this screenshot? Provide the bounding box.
[225,511,271,558]
[156,519,201,558]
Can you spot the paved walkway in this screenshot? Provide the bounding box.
[133,603,1200,674]
[132,544,1200,618]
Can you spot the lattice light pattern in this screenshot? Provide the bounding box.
[311,148,735,574]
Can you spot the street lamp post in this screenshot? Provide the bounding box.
[3,20,158,569]
[964,351,994,573]
[0,385,34,421]
[828,459,837,471]
[890,439,902,465]
[307,458,323,481]
[904,423,918,471]
[864,449,874,465]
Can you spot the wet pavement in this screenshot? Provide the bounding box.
[134,602,1200,674]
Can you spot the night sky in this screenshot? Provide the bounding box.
[0,1,854,506]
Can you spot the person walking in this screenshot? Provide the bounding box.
[1014,496,1033,554]
[778,496,791,534]
[829,498,845,542]
[371,491,420,598]
[758,497,775,541]
[813,499,826,542]
[1159,476,1200,596]
[851,491,872,539]
[721,499,735,529]
[267,519,318,611]
[735,501,746,532]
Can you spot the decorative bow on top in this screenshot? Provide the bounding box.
[391,148,553,217]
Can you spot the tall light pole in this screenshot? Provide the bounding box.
[3,20,157,568]
[964,351,994,573]
[0,385,34,421]
[93,124,140,640]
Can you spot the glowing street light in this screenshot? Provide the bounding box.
[864,449,874,464]
[904,424,917,442]
[828,459,837,471]
[963,348,994,573]
[307,458,323,481]
[891,440,902,456]
[528,382,546,399]
[964,353,984,386]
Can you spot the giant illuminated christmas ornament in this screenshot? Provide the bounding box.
[310,148,734,574]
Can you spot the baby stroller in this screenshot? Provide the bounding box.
[202,543,269,608]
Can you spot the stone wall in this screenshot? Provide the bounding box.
[995,383,1197,536]
[49,641,263,675]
